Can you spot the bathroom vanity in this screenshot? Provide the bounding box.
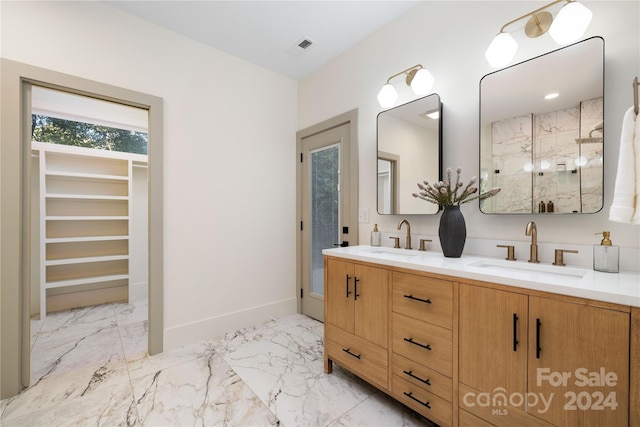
[323,246,639,427]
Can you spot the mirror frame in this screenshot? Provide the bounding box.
[479,36,604,215]
[376,93,443,215]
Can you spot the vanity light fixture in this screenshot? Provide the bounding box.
[485,0,593,68]
[377,64,435,108]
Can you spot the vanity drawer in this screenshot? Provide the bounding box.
[391,353,453,402]
[392,313,452,376]
[325,324,388,389]
[393,272,453,329]
[393,374,452,427]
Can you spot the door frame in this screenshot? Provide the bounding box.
[0,59,164,398]
[296,109,359,318]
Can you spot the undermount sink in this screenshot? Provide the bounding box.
[466,259,588,279]
[361,247,421,258]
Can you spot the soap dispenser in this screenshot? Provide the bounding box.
[371,224,381,246]
[593,231,619,273]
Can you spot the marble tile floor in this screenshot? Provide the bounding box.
[1,300,436,427]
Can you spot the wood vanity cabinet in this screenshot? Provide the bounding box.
[324,258,389,390]
[390,272,456,427]
[459,283,630,426]
[324,254,635,427]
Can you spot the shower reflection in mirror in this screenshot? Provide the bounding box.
[480,37,604,214]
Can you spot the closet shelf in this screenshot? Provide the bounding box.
[45,274,129,290]
[46,215,129,221]
[46,235,129,243]
[46,171,129,182]
[45,254,129,266]
[45,193,129,201]
[35,141,146,318]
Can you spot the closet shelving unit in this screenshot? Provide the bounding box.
[33,141,147,318]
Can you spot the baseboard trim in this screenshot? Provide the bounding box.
[163,297,297,351]
[46,285,127,313]
[129,281,148,300]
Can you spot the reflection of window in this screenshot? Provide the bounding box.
[32,115,148,155]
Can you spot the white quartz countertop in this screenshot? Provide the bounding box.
[323,245,640,308]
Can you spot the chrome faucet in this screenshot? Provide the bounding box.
[525,221,539,263]
[397,219,412,250]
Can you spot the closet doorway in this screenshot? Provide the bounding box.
[0,59,164,398]
[29,86,150,382]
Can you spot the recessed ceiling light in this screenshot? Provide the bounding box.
[544,92,559,100]
[420,110,440,120]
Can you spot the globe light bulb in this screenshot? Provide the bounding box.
[485,32,518,68]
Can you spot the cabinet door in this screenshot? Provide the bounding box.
[325,258,354,333]
[459,284,527,399]
[528,297,629,426]
[354,264,388,348]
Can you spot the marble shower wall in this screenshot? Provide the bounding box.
[483,97,603,213]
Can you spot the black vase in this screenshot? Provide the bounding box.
[438,205,466,258]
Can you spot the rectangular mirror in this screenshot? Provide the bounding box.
[480,37,604,214]
[377,94,442,214]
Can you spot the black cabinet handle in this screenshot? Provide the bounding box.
[345,275,351,298]
[403,391,431,409]
[404,337,431,351]
[403,370,431,386]
[354,277,360,300]
[513,313,519,352]
[342,348,361,359]
[536,318,542,359]
[403,294,431,304]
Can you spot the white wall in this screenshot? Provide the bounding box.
[299,1,640,252]
[1,1,298,349]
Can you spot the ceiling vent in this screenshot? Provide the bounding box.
[286,37,315,57]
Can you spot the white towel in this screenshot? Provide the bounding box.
[609,106,639,224]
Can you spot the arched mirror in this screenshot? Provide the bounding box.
[377,93,442,214]
[480,37,604,214]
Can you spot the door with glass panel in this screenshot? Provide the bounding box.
[300,123,352,321]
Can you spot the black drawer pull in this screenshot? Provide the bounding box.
[403,370,431,386]
[354,277,360,300]
[513,313,519,352]
[404,337,431,351]
[403,294,431,304]
[536,318,542,359]
[342,348,361,359]
[403,391,431,409]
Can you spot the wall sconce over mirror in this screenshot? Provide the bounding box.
[486,0,593,68]
[377,93,442,215]
[480,36,604,215]
[377,64,435,108]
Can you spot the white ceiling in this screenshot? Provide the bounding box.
[104,0,420,80]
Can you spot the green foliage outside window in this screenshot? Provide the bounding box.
[32,115,148,155]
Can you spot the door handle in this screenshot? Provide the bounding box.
[536,318,542,359]
[513,313,519,351]
[403,392,431,409]
[403,370,431,386]
[403,294,431,304]
[345,275,351,298]
[354,277,360,300]
[403,337,431,351]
